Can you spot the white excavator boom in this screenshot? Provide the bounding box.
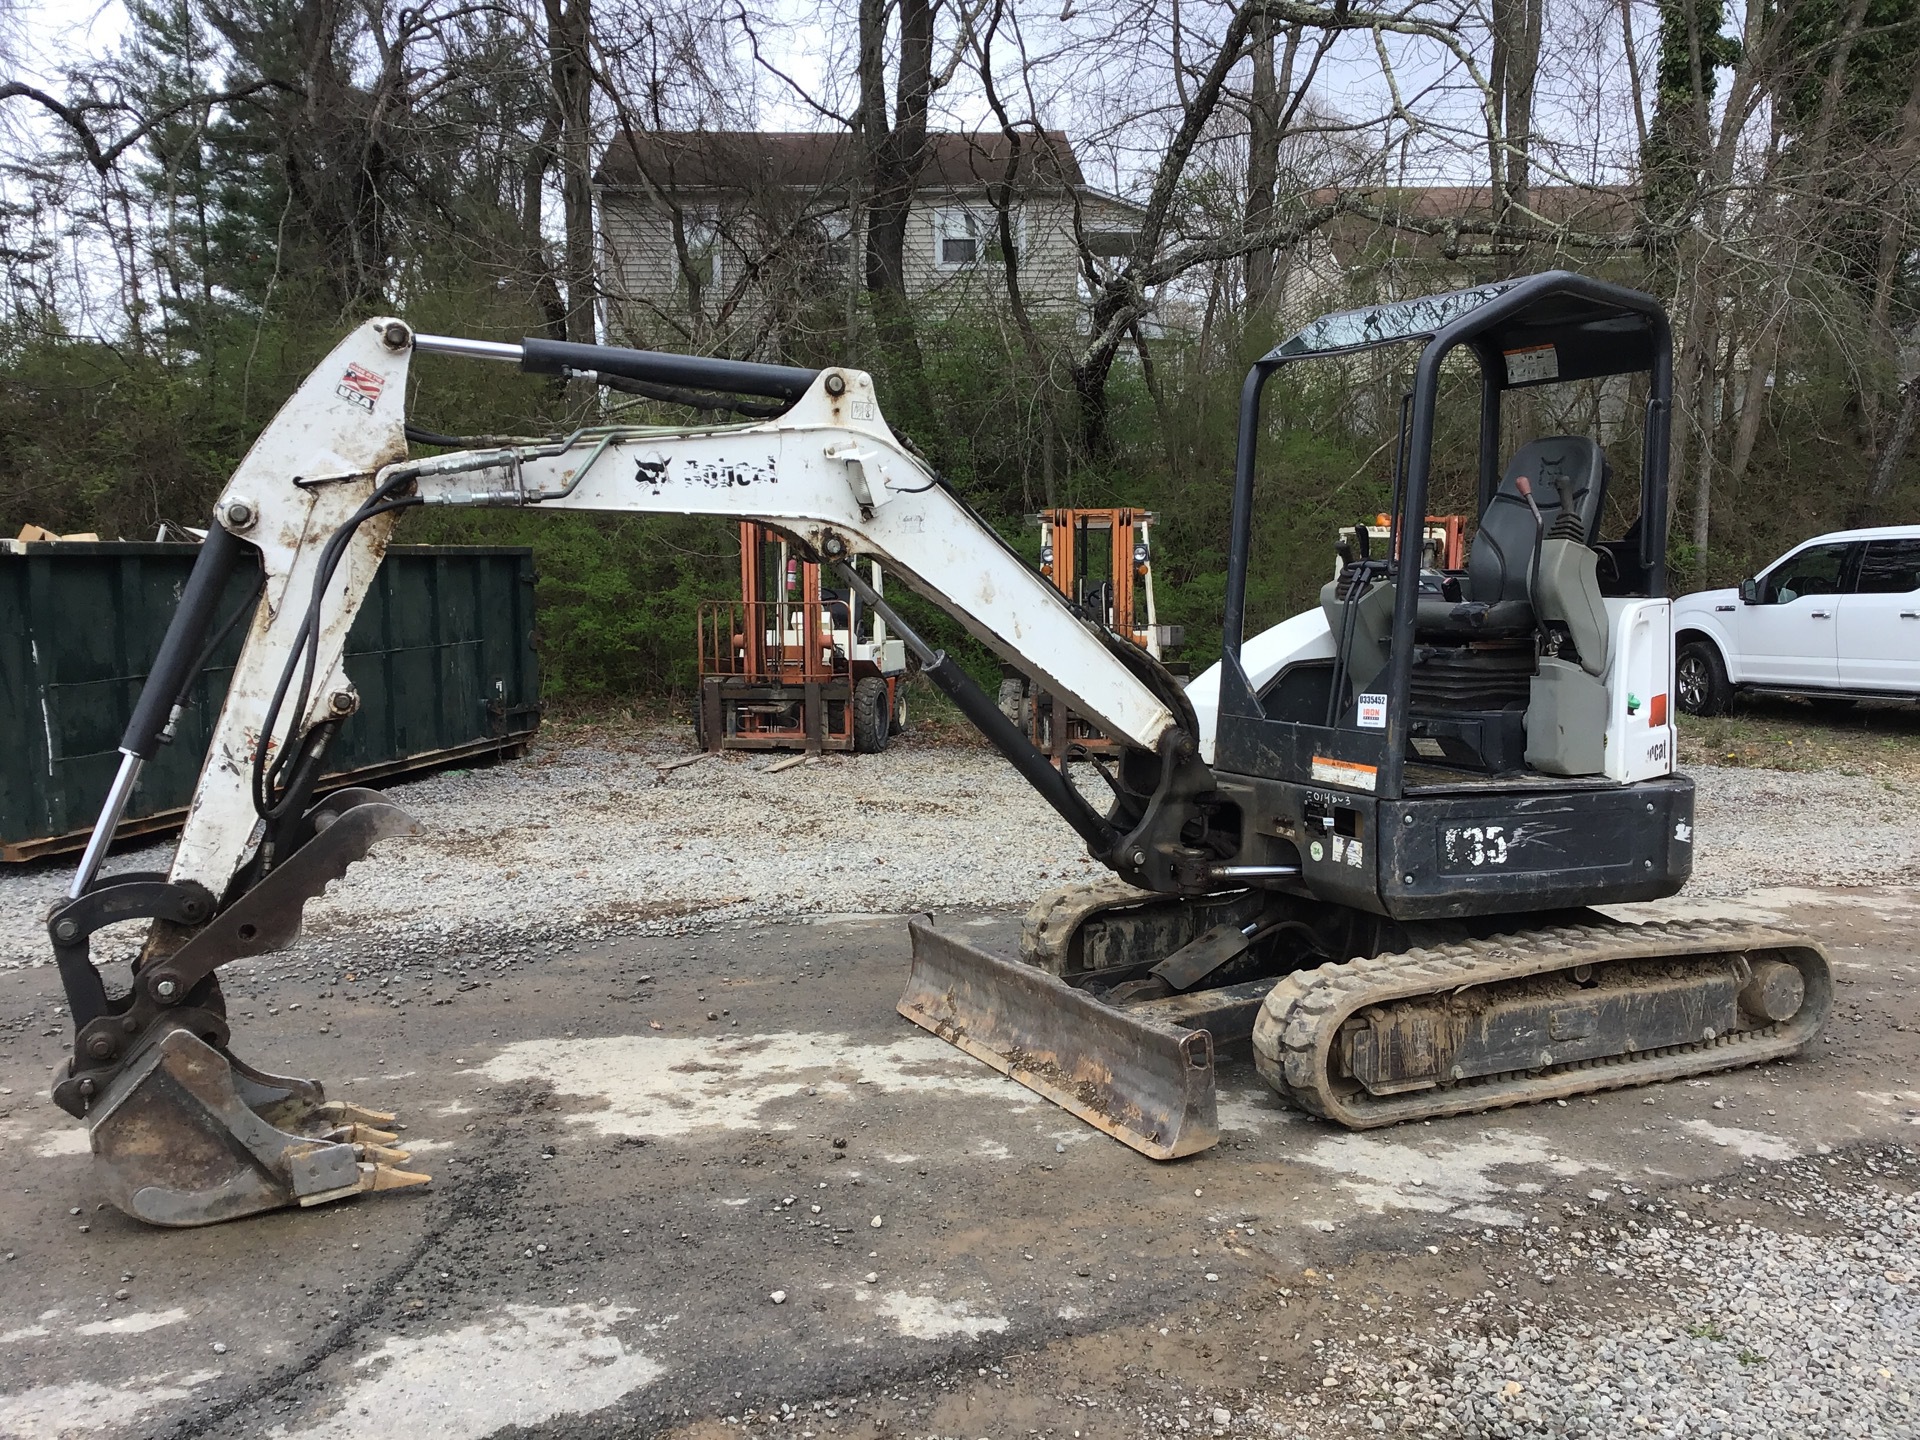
[158,319,1180,897]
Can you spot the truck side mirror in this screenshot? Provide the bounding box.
[1739,578,1760,604]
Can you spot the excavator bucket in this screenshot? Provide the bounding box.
[898,917,1219,1160]
[54,787,432,1228]
[88,1027,429,1227]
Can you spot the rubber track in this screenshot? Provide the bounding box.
[1249,918,1833,1128]
[1020,879,1159,972]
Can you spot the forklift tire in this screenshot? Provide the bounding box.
[1675,639,1730,716]
[853,676,891,754]
[996,677,1027,726]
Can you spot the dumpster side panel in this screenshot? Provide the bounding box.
[2,542,539,860]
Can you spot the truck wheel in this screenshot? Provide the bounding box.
[853,676,891,753]
[1675,640,1730,716]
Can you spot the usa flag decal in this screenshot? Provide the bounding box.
[336,363,387,411]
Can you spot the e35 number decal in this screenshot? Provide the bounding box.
[1441,824,1509,868]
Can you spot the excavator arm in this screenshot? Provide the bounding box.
[47,318,1226,1227]
[151,318,1211,903]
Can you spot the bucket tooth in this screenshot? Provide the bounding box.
[324,1123,400,1145]
[899,915,1218,1160]
[357,1143,414,1165]
[361,1162,433,1193]
[316,1100,398,1126]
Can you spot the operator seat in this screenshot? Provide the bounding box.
[1315,436,1614,731]
[1416,436,1610,639]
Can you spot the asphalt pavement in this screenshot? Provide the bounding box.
[2,884,1917,1438]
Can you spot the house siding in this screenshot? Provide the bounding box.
[598,183,1145,351]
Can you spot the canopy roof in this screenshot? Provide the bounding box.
[1263,271,1665,387]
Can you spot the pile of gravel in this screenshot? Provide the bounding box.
[1686,766,1920,898]
[2,730,1914,971]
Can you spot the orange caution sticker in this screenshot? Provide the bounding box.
[1310,756,1379,793]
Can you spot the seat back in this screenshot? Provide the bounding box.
[1467,437,1610,605]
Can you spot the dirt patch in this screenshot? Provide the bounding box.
[1679,695,1920,781]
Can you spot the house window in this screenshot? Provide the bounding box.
[679,214,722,289]
[818,211,854,272]
[935,207,1015,268]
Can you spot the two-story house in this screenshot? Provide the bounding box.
[595,129,1147,354]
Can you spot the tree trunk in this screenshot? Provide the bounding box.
[857,0,935,425]
[1487,0,1541,242]
[1725,316,1778,489]
[524,113,567,341]
[1244,12,1279,310]
[1506,0,1542,220]
[544,0,595,346]
[1869,366,1919,503]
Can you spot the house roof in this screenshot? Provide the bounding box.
[596,129,1089,193]
[1310,184,1639,234]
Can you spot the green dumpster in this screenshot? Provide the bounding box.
[0,539,540,861]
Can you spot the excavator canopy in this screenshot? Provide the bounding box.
[1262,271,1667,386]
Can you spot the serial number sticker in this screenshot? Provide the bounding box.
[335,362,387,411]
[1503,343,1559,385]
[1310,755,1378,793]
[1411,736,1446,758]
[1356,692,1388,729]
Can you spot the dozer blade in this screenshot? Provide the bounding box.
[899,916,1218,1160]
[88,1025,429,1228]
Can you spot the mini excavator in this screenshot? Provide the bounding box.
[46,272,1831,1227]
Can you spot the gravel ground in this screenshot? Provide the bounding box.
[3,731,1918,969]
[674,1144,1920,1440]
[1233,1146,1920,1438]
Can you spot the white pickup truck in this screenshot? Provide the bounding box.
[1672,525,1920,714]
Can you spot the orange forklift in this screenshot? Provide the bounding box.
[1334,513,1467,577]
[697,521,909,753]
[997,507,1184,764]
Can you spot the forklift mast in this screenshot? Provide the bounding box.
[1037,508,1180,660]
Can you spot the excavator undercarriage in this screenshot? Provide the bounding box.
[902,884,1831,1157]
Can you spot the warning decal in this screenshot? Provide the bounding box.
[336,363,388,412]
[1504,344,1559,385]
[1310,755,1378,793]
